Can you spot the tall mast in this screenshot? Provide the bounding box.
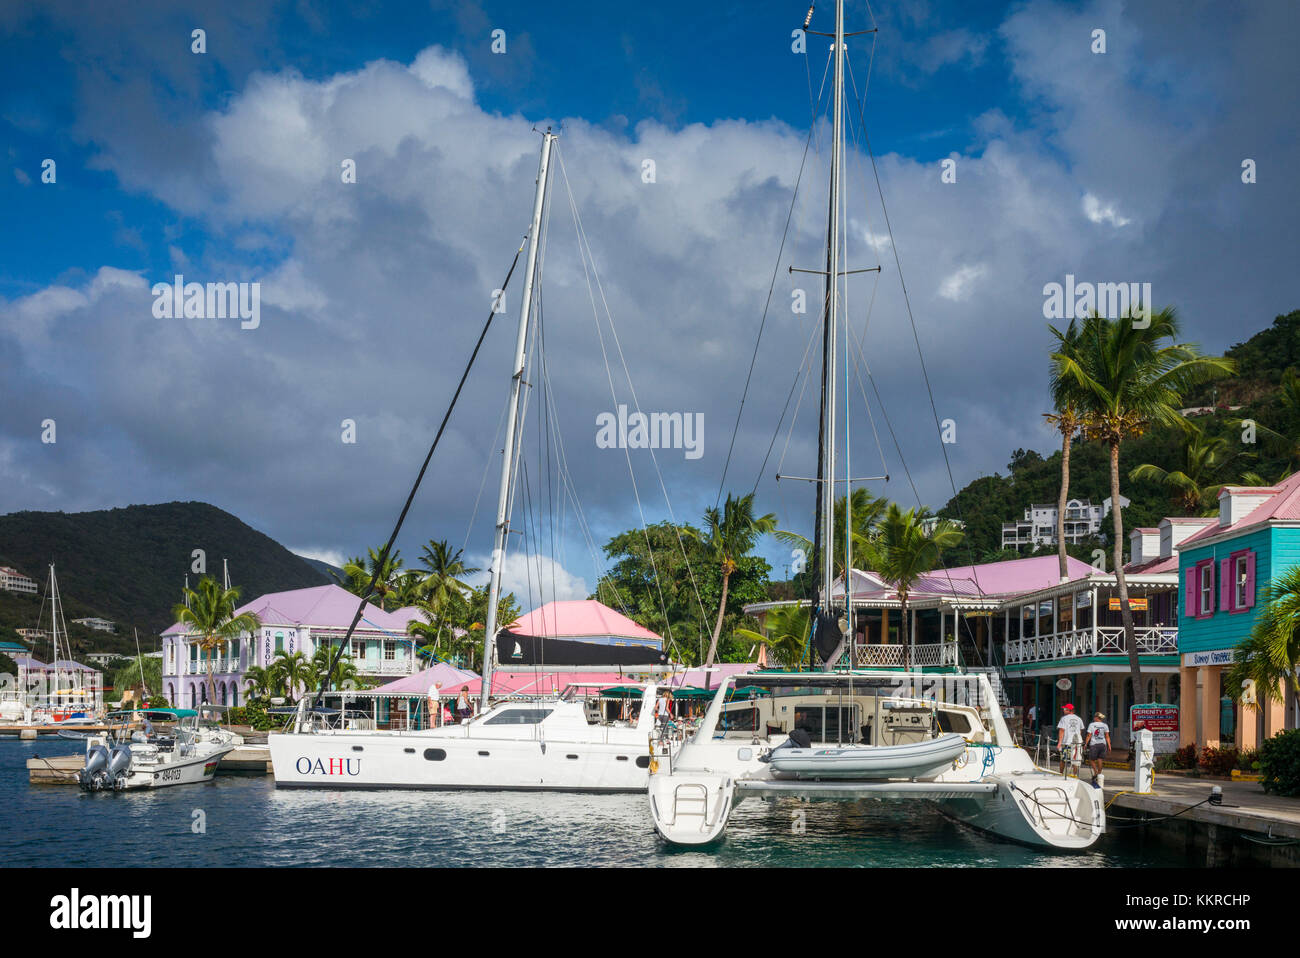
[480,130,555,710]
[820,0,846,648]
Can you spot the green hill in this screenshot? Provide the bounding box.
[939,310,1300,561]
[0,502,329,650]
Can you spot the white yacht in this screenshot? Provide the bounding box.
[648,670,1104,850]
[269,682,675,792]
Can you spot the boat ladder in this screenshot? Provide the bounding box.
[668,782,713,831]
[1026,785,1073,832]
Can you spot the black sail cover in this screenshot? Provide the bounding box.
[813,611,843,662]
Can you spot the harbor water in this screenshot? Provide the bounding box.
[1,738,1186,867]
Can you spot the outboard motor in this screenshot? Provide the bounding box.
[107,744,133,790]
[78,744,110,791]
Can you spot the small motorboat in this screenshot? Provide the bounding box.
[76,708,239,791]
[763,730,968,781]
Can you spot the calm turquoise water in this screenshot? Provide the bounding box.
[1,738,1184,867]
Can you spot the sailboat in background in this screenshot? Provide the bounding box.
[36,565,99,724]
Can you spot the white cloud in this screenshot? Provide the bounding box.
[468,553,589,609]
[1081,192,1132,228]
[937,263,988,302]
[292,547,350,570]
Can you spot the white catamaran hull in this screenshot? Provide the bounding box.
[269,730,662,792]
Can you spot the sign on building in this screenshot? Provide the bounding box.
[1108,597,1148,611]
[1131,703,1178,754]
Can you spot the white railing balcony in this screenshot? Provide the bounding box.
[1004,627,1178,664]
[854,642,958,668]
[363,659,415,676]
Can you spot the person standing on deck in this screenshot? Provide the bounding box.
[1056,703,1084,776]
[426,681,443,729]
[1085,712,1111,788]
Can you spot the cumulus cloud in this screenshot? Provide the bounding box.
[3,2,1297,598]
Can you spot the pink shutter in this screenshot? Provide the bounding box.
[1220,558,1232,613]
[1244,552,1257,610]
[1185,568,1198,618]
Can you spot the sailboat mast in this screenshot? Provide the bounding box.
[480,130,556,711]
[820,0,846,632]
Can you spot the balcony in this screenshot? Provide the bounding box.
[1004,626,1178,665]
[361,659,415,676]
[853,641,958,668]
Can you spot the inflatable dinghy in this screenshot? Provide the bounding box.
[765,732,967,781]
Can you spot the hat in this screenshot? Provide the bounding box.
[1063,703,1074,711]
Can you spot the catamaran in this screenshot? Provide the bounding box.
[269,131,681,792]
[647,1,1104,851]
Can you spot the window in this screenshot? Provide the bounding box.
[720,705,757,732]
[1199,563,1214,615]
[1076,591,1093,629]
[1038,599,1054,637]
[1234,554,1249,610]
[1021,605,1035,639]
[274,632,284,653]
[483,708,553,725]
[423,749,446,761]
[383,641,397,661]
[351,639,366,659]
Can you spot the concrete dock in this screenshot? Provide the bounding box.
[1092,771,1300,865]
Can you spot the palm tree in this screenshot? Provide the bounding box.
[689,492,777,670]
[418,539,479,609]
[1046,318,1088,580]
[311,646,358,691]
[269,650,314,702]
[243,665,276,702]
[1054,308,1236,698]
[340,547,405,610]
[865,505,965,668]
[1130,425,1252,514]
[735,604,811,669]
[775,488,886,581]
[171,576,262,706]
[1226,566,1300,707]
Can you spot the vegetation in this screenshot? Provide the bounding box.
[735,604,810,669]
[1258,728,1300,797]
[111,654,162,699]
[863,505,965,667]
[0,502,328,639]
[171,577,262,704]
[1046,318,1089,581]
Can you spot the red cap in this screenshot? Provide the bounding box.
[1063,703,1074,711]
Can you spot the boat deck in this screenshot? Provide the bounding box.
[734,779,998,801]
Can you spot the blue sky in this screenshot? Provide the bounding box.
[1,0,1297,613]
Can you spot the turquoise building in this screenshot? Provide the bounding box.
[1177,476,1300,749]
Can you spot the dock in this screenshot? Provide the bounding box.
[27,746,273,784]
[1098,773,1300,866]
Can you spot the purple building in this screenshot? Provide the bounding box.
[160,584,422,708]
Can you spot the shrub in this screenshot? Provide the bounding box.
[227,702,272,731]
[1169,744,1198,770]
[1258,728,1300,797]
[1198,746,1240,776]
[1236,747,1259,772]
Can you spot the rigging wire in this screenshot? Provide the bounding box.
[555,145,701,663]
[314,238,530,704]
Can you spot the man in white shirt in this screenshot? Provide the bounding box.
[1026,704,1038,735]
[427,681,443,728]
[1056,703,1085,776]
[1085,712,1111,787]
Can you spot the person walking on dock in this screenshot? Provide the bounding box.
[1057,703,1084,777]
[1085,712,1110,788]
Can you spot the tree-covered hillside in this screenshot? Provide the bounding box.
[0,502,329,642]
[939,310,1299,561]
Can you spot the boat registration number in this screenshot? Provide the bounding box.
[155,767,183,782]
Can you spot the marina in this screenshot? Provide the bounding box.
[0,0,1296,906]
